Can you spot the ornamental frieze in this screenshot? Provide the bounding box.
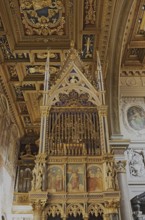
[19,0,66,36]
[84,0,96,25]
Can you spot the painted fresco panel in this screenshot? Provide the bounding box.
[87,165,103,192]
[120,98,145,140]
[127,106,145,131]
[67,164,84,192]
[48,165,64,192]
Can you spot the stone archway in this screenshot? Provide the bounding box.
[106,0,134,137]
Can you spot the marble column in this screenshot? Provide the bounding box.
[115,161,132,220]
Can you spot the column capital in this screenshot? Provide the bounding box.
[115,160,126,173]
[35,153,47,164]
[32,199,46,213]
[104,200,120,214]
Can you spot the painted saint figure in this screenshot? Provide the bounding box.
[127,106,145,131]
[67,166,84,192]
[48,166,63,192]
[87,166,103,192]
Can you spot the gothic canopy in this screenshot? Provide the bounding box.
[0,0,145,139]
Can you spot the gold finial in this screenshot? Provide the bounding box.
[70,40,74,48]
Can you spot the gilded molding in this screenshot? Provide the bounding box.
[84,0,96,25]
[19,0,66,36]
[40,106,50,116]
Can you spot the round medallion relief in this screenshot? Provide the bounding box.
[127,106,145,131]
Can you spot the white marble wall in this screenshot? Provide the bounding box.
[0,93,20,220]
[120,97,145,217]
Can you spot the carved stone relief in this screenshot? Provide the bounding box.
[106,162,115,190]
[66,204,84,217]
[19,0,66,36]
[0,36,14,59]
[126,149,145,178]
[120,77,144,87]
[7,65,19,81]
[45,204,63,218]
[84,0,96,25]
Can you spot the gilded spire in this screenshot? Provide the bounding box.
[43,50,50,105]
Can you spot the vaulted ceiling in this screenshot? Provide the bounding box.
[0,0,145,142]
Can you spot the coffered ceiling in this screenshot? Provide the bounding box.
[0,0,145,140]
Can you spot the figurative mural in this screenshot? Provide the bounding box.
[48,166,64,192]
[87,165,103,192]
[67,165,84,192]
[127,106,145,131]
